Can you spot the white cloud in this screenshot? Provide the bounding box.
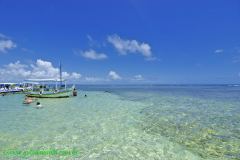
[233,56,240,63]
[85,77,99,82]
[85,77,105,82]
[0,33,16,53]
[0,59,81,81]
[0,33,8,39]
[70,72,82,79]
[30,59,59,78]
[134,74,143,80]
[87,35,95,47]
[87,35,93,42]
[215,49,224,54]
[80,49,107,60]
[107,34,152,58]
[0,39,16,53]
[0,61,31,80]
[86,35,103,47]
[62,72,81,79]
[108,70,121,80]
[145,57,159,61]
[21,48,35,54]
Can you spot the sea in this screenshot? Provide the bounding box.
[0,85,239,159]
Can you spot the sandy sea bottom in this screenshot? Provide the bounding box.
[0,86,239,159]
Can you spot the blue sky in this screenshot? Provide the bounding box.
[0,0,240,84]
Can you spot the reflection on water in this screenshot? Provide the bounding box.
[0,85,240,159]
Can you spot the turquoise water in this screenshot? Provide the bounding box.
[0,85,239,159]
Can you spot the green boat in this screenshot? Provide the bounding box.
[27,89,72,98]
[24,79,74,98]
[24,62,75,98]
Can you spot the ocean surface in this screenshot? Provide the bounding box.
[0,85,240,159]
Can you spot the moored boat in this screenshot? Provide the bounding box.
[24,61,76,98]
[0,83,24,94]
[24,79,73,98]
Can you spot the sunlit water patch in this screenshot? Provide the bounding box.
[0,91,201,160]
[112,87,240,159]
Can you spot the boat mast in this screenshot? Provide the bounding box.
[59,61,62,87]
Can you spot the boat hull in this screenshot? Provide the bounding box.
[0,90,23,95]
[26,90,71,98]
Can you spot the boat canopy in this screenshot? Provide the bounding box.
[0,83,17,85]
[24,79,66,82]
[24,79,67,90]
[21,82,40,85]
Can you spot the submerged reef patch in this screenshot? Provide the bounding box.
[139,96,240,159]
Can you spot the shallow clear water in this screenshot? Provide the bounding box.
[0,85,240,159]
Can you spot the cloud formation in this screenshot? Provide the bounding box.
[62,71,81,79]
[0,59,81,81]
[0,61,31,79]
[84,77,106,82]
[215,49,224,54]
[80,49,107,60]
[0,34,17,53]
[134,74,143,80]
[108,70,121,80]
[0,33,9,39]
[108,34,152,58]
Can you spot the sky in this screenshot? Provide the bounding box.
[0,0,240,84]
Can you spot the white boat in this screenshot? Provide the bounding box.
[0,83,24,94]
